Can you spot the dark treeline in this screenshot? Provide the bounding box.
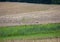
[0,0,60,4]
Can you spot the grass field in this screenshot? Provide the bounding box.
[0,23,60,39]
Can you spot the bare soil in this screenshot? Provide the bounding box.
[0,38,60,42]
[0,2,60,42]
[0,2,60,16]
[0,2,60,26]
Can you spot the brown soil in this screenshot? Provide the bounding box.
[0,2,60,42]
[0,38,60,42]
[0,2,60,26]
[0,2,60,16]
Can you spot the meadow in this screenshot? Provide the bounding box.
[0,23,60,39]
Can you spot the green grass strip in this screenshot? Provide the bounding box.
[0,23,60,39]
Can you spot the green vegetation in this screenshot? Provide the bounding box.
[52,0,60,4]
[0,23,60,39]
[0,0,60,4]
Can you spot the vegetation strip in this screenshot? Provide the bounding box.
[0,23,60,39]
